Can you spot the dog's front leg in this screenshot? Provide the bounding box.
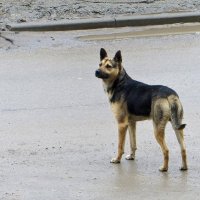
[126,122,137,160]
[111,123,128,164]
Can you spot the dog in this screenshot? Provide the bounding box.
[95,48,188,172]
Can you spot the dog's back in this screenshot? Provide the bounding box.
[106,68,185,129]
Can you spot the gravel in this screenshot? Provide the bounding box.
[1,0,200,30]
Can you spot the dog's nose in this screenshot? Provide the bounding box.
[95,69,100,77]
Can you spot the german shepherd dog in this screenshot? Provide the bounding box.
[95,48,188,172]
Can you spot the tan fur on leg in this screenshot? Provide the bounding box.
[111,123,128,163]
[126,122,137,160]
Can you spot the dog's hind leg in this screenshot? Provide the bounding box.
[126,122,137,160]
[110,123,128,164]
[173,128,188,170]
[153,122,169,172]
[153,98,170,171]
[168,96,188,170]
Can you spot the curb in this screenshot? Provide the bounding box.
[6,12,200,32]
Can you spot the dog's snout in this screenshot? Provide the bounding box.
[95,69,100,77]
[95,69,109,79]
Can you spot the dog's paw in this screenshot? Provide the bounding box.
[125,154,135,160]
[159,166,168,172]
[180,165,188,171]
[110,158,120,164]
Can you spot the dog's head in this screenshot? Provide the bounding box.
[95,48,123,82]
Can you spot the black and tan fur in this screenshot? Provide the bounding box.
[95,48,188,172]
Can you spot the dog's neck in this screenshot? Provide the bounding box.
[103,67,127,95]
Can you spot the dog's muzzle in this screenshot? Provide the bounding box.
[95,69,109,79]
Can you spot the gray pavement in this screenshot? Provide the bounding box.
[0,25,200,199]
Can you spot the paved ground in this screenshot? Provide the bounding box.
[1,0,200,30]
[0,25,200,199]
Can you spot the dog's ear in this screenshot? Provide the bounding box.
[100,48,108,61]
[114,50,122,63]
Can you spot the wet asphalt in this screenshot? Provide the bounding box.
[0,25,200,199]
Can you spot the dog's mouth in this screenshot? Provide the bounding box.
[95,69,109,79]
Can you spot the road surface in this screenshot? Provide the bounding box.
[0,24,200,199]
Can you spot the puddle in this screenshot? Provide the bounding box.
[79,23,200,41]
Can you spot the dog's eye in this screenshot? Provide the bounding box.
[106,64,112,69]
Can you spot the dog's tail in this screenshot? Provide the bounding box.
[168,95,186,130]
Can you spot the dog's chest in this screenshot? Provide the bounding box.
[110,101,127,123]
[103,83,114,101]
